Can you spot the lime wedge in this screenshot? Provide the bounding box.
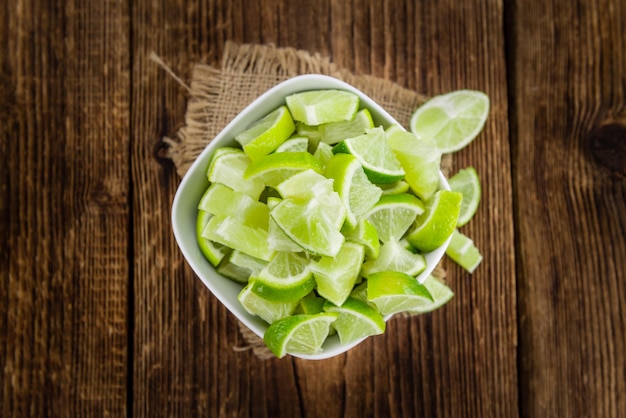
[341,219,380,260]
[409,90,490,153]
[349,281,369,304]
[447,167,481,227]
[196,210,229,267]
[275,168,328,199]
[270,196,345,257]
[318,108,374,144]
[378,180,410,196]
[323,297,385,345]
[407,190,462,252]
[313,141,334,167]
[249,252,315,302]
[365,193,425,243]
[414,275,455,313]
[286,90,360,126]
[445,229,483,273]
[263,313,338,358]
[361,239,426,278]
[235,105,296,160]
[201,215,274,261]
[244,151,323,188]
[275,136,309,153]
[311,242,365,306]
[324,153,382,229]
[386,125,442,201]
[367,271,434,316]
[295,122,322,141]
[216,249,267,283]
[333,127,405,184]
[295,292,326,315]
[238,284,299,324]
[266,197,304,252]
[206,148,265,200]
[198,183,269,229]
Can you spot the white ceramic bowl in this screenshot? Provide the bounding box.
[171,74,451,360]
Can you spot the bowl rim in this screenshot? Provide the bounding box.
[171,74,451,360]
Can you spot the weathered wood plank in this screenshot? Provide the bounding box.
[131,1,517,417]
[510,0,626,416]
[0,0,130,416]
[329,2,518,417]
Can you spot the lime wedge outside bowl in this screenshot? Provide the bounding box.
[171,74,453,360]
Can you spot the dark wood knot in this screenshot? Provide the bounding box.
[587,121,626,177]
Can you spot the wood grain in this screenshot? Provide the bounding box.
[130,0,516,417]
[510,0,626,416]
[2,0,624,416]
[0,0,130,416]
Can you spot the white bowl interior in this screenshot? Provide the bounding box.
[172,74,451,360]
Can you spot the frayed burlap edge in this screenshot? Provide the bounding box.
[160,41,452,359]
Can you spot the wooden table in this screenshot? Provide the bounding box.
[1,1,624,417]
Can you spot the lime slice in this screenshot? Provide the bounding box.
[275,168,328,199]
[235,105,296,160]
[249,252,315,302]
[378,180,410,196]
[409,90,490,153]
[386,125,442,201]
[295,292,326,315]
[266,197,304,252]
[313,141,334,167]
[365,193,425,243]
[198,183,269,229]
[201,215,274,261]
[445,229,483,273]
[311,242,365,306]
[286,90,360,126]
[341,219,380,260]
[196,210,229,267]
[447,167,481,227]
[324,153,383,229]
[349,281,369,304]
[244,152,324,188]
[323,297,385,345]
[333,127,405,184]
[295,122,322,142]
[407,190,462,252]
[275,136,309,153]
[318,108,375,144]
[367,271,434,316]
[216,249,267,283]
[238,284,299,324]
[361,239,426,278]
[270,196,345,257]
[263,313,338,358]
[207,148,265,200]
[413,275,455,313]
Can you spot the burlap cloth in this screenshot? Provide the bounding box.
[162,41,450,359]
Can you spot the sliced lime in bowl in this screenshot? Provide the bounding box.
[171,74,455,360]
